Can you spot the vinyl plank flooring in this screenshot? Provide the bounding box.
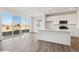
[0,33,79,52]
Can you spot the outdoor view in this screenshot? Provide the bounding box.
[2,13,31,36]
[2,13,12,36]
[13,16,20,35]
[21,17,30,33]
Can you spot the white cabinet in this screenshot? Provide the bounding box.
[63,15,67,20]
[70,29,79,37]
[45,13,78,37]
[46,13,76,25]
[59,14,76,24]
[74,31,79,37]
[66,14,76,24]
[45,21,53,30]
[71,31,75,37]
[71,14,76,24]
[59,15,67,21]
[46,16,59,24]
[46,17,53,21]
[53,16,59,24]
[74,29,79,37]
[72,31,79,37]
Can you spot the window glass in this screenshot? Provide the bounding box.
[25,18,31,32]
[13,16,21,35]
[21,17,31,33]
[2,13,12,36]
[21,17,26,33]
[1,12,31,37]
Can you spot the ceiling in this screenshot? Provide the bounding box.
[1,7,79,17]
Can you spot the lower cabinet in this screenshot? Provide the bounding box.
[71,30,79,38]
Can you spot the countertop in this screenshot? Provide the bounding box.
[39,29,71,33]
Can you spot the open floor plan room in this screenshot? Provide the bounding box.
[0,7,79,52]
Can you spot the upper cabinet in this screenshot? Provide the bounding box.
[46,17,53,21]
[53,16,59,24]
[66,14,76,24]
[46,13,77,25]
[59,15,67,20]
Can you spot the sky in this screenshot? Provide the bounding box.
[1,12,31,25]
[2,13,12,25]
[13,16,20,24]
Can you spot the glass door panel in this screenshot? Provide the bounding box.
[13,16,20,35]
[21,17,26,33]
[25,18,31,32]
[2,13,12,37]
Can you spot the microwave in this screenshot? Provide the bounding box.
[59,20,67,24]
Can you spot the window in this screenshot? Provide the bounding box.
[21,17,26,33]
[21,17,31,33]
[1,12,31,37]
[2,13,12,36]
[13,16,21,35]
[25,18,31,32]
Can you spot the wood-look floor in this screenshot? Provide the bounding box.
[0,33,79,52]
[36,37,79,52]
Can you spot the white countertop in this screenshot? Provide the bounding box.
[39,29,71,33]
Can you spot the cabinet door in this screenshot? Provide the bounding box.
[46,17,53,21]
[66,14,76,24]
[59,15,62,20]
[71,14,76,24]
[53,16,59,24]
[61,15,67,20]
[70,29,79,37]
[73,30,79,37]
[66,15,71,24]
[45,21,53,30]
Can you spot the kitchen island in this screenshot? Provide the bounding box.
[37,30,71,46]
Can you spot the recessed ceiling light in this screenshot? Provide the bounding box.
[49,8,53,10]
[20,8,24,11]
[48,8,55,12]
[70,8,74,10]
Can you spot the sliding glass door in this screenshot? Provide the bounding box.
[13,16,21,35]
[21,17,26,33]
[21,17,31,33]
[2,13,12,37]
[1,12,32,39]
[25,18,31,32]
